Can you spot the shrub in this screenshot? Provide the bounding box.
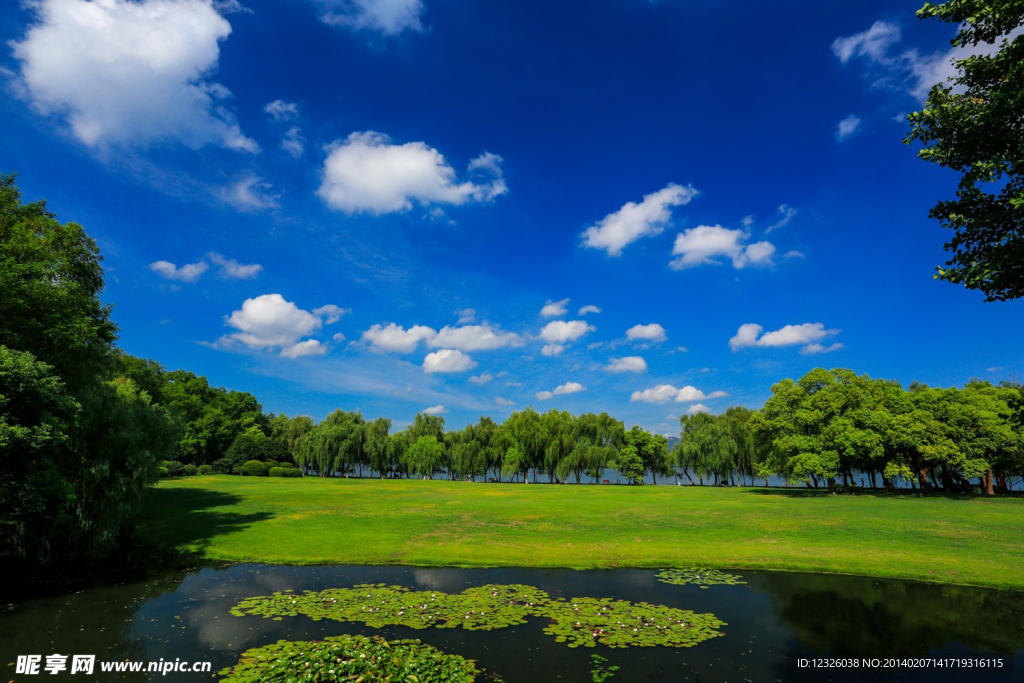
[224,429,289,469]
[264,459,279,470]
[269,467,302,478]
[268,467,286,477]
[197,464,213,475]
[182,464,197,476]
[242,460,268,477]
[163,460,184,476]
[158,466,170,478]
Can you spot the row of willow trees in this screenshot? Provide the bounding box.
[269,368,1023,495]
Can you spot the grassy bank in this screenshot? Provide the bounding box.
[139,476,1024,590]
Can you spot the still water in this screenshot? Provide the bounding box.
[2,564,1021,682]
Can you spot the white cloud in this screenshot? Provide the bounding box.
[836,115,861,141]
[149,259,208,282]
[281,127,305,158]
[540,298,570,317]
[219,176,280,211]
[209,252,262,279]
[423,349,476,374]
[469,373,494,385]
[312,0,424,36]
[536,382,586,400]
[428,324,523,351]
[765,204,798,234]
[669,225,776,270]
[264,99,298,121]
[12,0,256,152]
[605,356,647,373]
[281,339,327,359]
[494,397,515,406]
[630,384,727,404]
[317,132,506,214]
[687,403,710,415]
[456,308,476,324]
[423,404,447,415]
[578,304,602,315]
[581,183,698,256]
[312,304,350,324]
[801,342,844,355]
[222,294,323,350]
[625,323,666,343]
[541,344,565,357]
[729,322,841,353]
[362,323,437,353]
[332,332,346,342]
[540,320,595,344]
[832,21,902,64]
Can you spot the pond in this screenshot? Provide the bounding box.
[2,564,1021,681]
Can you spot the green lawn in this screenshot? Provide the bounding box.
[139,476,1024,590]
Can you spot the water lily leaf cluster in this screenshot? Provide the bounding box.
[656,568,747,587]
[218,634,491,682]
[231,583,725,649]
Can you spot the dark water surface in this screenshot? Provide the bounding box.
[2,564,1021,682]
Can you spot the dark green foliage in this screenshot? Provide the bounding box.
[197,465,213,475]
[268,466,302,478]
[218,635,490,682]
[241,460,268,477]
[906,0,1024,300]
[158,467,170,478]
[182,464,197,476]
[163,460,184,476]
[231,583,726,650]
[590,654,619,682]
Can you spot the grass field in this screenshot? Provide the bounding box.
[139,476,1024,590]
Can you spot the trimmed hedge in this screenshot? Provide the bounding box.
[241,460,268,477]
[182,464,198,476]
[197,464,213,475]
[269,467,302,478]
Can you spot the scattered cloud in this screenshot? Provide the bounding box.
[541,298,570,317]
[494,397,515,406]
[312,304,350,324]
[456,308,476,324]
[835,114,861,142]
[209,252,263,279]
[362,323,436,353]
[605,356,647,373]
[630,384,727,404]
[581,183,698,256]
[729,322,841,353]
[219,176,280,211]
[765,204,798,234]
[264,99,299,121]
[149,259,208,282]
[801,342,844,355]
[281,339,327,359]
[312,0,424,36]
[423,349,477,374]
[11,0,256,152]
[429,324,523,351]
[669,225,776,270]
[219,294,326,354]
[626,323,666,343]
[986,366,1004,373]
[281,127,305,157]
[423,404,447,415]
[536,381,586,400]
[578,304,602,316]
[332,332,346,342]
[541,344,565,357]
[832,20,901,64]
[317,132,506,214]
[469,373,494,385]
[686,403,710,415]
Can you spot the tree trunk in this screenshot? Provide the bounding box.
[985,469,995,496]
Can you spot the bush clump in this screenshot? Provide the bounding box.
[241,460,267,477]
[182,464,197,476]
[197,464,213,475]
[268,467,302,478]
[158,466,170,478]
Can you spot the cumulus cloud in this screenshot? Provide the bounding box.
[540,320,595,344]
[220,294,330,356]
[669,225,776,270]
[428,324,523,351]
[312,304,350,324]
[540,298,570,317]
[281,339,327,359]
[605,356,647,373]
[423,349,476,374]
[581,183,698,256]
[422,404,447,415]
[832,19,1024,102]
[362,323,437,353]
[209,252,263,279]
[625,323,667,343]
[219,176,280,211]
[687,403,710,415]
[469,373,493,385]
[578,304,602,316]
[312,0,424,36]
[11,0,256,152]
[630,384,727,404]
[541,344,565,357]
[149,259,208,282]
[264,99,299,121]
[317,132,506,214]
[536,382,586,400]
[836,114,861,141]
[729,322,841,353]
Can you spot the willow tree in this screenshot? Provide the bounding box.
[364,417,392,477]
[677,412,735,485]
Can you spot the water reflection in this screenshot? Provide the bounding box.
[1,565,1020,682]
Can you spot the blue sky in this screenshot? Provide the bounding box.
[2,0,1021,434]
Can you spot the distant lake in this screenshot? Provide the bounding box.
[2,564,1021,681]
